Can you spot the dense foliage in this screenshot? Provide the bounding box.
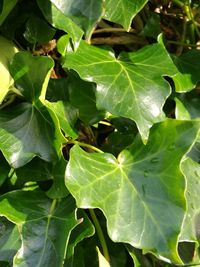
[0,0,200,266]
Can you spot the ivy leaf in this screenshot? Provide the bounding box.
[46,158,69,199]
[175,90,200,120]
[0,36,19,104]
[10,51,54,103]
[37,0,83,50]
[173,50,200,92]
[63,40,177,142]
[0,191,79,267]
[0,103,63,168]
[15,158,53,185]
[0,217,21,264]
[68,74,105,125]
[45,101,78,139]
[24,16,56,44]
[180,158,200,242]
[0,0,18,26]
[65,210,95,266]
[50,0,103,41]
[66,120,200,262]
[104,0,148,30]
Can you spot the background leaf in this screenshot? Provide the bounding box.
[0,0,18,26]
[173,50,200,92]
[66,120,200,262]
[175,90,200,120]
[23,16,56,44]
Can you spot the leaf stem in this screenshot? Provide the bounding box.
[49,199,57,215]
[89,209,110,263]
[67,140,104,153]
[93,27,137,34]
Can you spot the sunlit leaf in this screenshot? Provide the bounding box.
[104,0,148,31]
[63,40,177,141]
[37,0,84,50]
[0,103,63,168]
[0,36,18,103]
[10,51,54,103]
[66,119,200,262]
[50,0,103,41]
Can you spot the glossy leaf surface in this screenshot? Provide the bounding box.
[63,40,177,141]
[0,191,79,267]
[66,120,200,262]
[104,0,148,30]
[50,0,103,40]
[37,0,83,50]
[0,218,21,264]
[0,103,62,168]
[24,16,56,44]
[10,51,54,102]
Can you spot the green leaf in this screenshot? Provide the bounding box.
[46,158,69,199]
[0,103,63,168]
[175,90,200,120]
[24,16,56,44]
[104,0,148,30]
[47,78,69,102]
[180,158,200,242]
[50,0,103,41]
[45,101,78,139]
[0,152,10,186]
[15,158,53,184]
[63,40,177,142]
[68,74,105,125]
[142,13,161,38]
[0,0,18,26]
[97,246,111,267]
[37,0,83,50]
[173,50,200,92]
[10,51,54,103]
[0,36,19,104]
[127,245,152,267]
[175,98,191,120]
[66,119,200,262]
[0,191,79,267]
[65,210,95,266]
[0,217,21,264]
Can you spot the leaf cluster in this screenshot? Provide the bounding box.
[0,0,200,266]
